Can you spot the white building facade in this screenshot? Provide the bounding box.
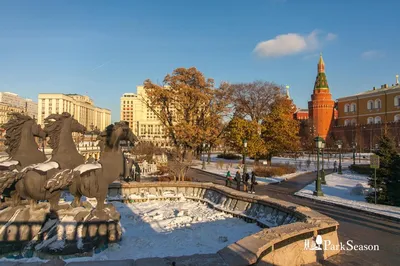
[38,93,111,131]
[120,86,170,147]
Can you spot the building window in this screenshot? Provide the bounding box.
[351,103,356,112]
[367,117,374,124]
[374,116,381,124]
[344,119,350,126]
[375,99,381,109]
[394,96,400,107]
[344,104,350,113]
[351,119,357,125]
[367,100,374,110]
[395,114,400,122]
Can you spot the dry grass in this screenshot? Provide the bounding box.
[253,164,296,177]
[216,161,224,169]
[156,175,192,182]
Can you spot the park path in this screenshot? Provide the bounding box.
[187,168,400,266]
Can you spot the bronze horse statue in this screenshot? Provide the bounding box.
[45,121,138,212]
[0,113,47,205]
[16,112,86,211]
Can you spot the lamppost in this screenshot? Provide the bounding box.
[243,139,248,174]
[202,142,206,170]
[352,142,356,165]
[321,139,326,185]
[313,136,324,196]
[336,140,343,174]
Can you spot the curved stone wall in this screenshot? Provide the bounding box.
[108,182,340,266]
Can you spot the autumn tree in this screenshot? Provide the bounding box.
[261,96,300,164]
[143,67,231,160]
[224,81,285,161]
[224,117,267,160]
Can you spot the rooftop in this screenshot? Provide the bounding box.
[338,83,400,100]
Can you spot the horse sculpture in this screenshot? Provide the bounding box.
[45,121,138,212]
[16,112,86,211]
[0,113,47,206]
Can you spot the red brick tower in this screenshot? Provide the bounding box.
[308,54,335,139]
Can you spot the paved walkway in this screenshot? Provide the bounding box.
[187,168,400,266]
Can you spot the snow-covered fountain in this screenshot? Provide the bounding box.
[103,182,341,265]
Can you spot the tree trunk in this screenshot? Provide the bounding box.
[182,147,186,162]
[267,153,273,166]
[207,149,211,164]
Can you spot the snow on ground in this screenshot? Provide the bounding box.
[1,199,260,263]
[295,170,400,219]
[202,153,371,166]
[192,160,309,185]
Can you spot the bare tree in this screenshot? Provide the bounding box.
[131,142,163,163]
[166,149,193,181]
[230,81,284,123]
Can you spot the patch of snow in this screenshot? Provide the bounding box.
[22,161,59,172]
[74,163,102,174]
[0,160,19,167]
[295,170,400,219]
[0,209,22,236]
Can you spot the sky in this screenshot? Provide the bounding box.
[1,0,400,122]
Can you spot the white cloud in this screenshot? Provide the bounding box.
[326,33,337,41]
[361,50,385,60]
[253,30,336,58]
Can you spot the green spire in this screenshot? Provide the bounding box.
[314,53,329,90]
[314,73,329,90]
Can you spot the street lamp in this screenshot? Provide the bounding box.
[321,139,326,185]
[313,136,324,196]
[202,142,206,170]
[336,140,343,174]
[243,139,248,174]
[352,142,356,165]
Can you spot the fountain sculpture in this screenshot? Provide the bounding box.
[0,113,137,258]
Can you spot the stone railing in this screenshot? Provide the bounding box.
[108,182,340,266]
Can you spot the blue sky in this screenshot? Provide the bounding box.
[1,0,399,122]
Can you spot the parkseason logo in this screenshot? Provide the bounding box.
[304,235,380,251]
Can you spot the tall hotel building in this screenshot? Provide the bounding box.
[38,94,111,131]
[0,92,38,119]
[120,86,170,147]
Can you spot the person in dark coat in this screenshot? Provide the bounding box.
[235,171,241,191]
[249,171,256,194]
[243,172,250,192]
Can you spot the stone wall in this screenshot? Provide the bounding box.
[108,182,340,265]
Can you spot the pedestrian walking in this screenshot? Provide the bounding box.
[243,172,250,192]
[333,161,338,172]
[235,171,241,191]
[249,171,256,194]
[225,170,232,187]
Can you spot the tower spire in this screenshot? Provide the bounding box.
[285,85,291,99]
[318,53,325,73]
[314,53,329,90]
